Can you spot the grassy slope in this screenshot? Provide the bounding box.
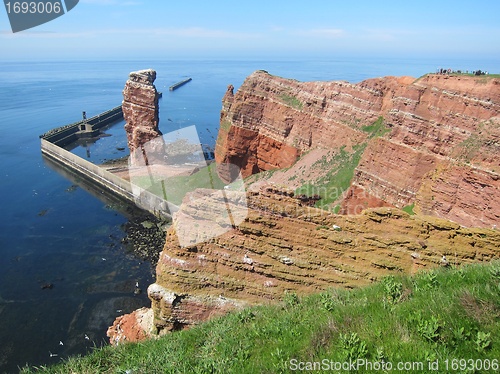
[295,144,366,212]
[132,163,227,206]
[24,261,500,373]
[295,116,389,212]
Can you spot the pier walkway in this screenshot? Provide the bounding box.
[40,106,173,219]
[40,106,123,147]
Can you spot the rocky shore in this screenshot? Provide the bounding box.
[121,210,169,267]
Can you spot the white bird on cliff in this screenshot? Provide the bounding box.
[59,341,64,346]
[84,334,90,341]
[49,352,58,357]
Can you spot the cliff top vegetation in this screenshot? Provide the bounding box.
[23,261,500,373]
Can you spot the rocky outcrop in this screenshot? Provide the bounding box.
[345,75,500,227]
[216,71,500,227]
[107,307,154,345]
[122,69,163,165]
[147,283,244,334]
[216,72,369,178]
[110,71,500,343]
[146,186,500,335]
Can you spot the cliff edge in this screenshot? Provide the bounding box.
[216,71,500,228]
[140,186,500,337]
[109,71,500,344]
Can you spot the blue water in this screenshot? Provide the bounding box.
[0,57,498,373]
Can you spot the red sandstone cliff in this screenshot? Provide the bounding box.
[122,187,499,339]
[123,69,163,165]
[216,71,500,228]
[109,70,500,344]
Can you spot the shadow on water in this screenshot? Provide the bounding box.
[42,153,136,218]
[0,158,168,374]
[42,154,170,265]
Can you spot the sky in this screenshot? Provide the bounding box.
[1,0,500,61]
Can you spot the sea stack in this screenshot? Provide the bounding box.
[122,69,163,165]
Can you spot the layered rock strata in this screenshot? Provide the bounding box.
[122,69,163,165]
[109,71,500,343]
[216,71,500,227]
[143,186,500,336]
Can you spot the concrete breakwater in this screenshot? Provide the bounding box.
[40,106,123,147]
[40,106,174,219]
[169,78,192,91]
[41,139,173,219]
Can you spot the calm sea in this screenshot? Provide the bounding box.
[0,57,497,373]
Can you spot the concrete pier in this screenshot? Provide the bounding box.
[169,78,192,91]
[40,106,175,219]
[41,139,174,219]
[40,105,123,147]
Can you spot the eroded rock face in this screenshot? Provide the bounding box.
[111,71,500,343]
[147,283,243,334]
[147,186,500,335]
[216,71,500,227]
[122,69,163,165]
[110,185,500,341]
[107,307,153,345]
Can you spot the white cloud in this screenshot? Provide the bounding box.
[148,27,261,39]
[361,28,419,42]
[300,28,345,38]
[0,26,261,40]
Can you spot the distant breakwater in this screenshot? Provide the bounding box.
[169,77,192,91]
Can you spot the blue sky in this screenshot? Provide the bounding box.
[1,0,500,61]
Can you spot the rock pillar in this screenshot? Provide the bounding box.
[122,69,163,165]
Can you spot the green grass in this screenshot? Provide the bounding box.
[293,117,391,211]
[418,73,500,81]
[279,93,303,110]
[460,73,500,80]
[402,203,416,215]
[296,144,366,210]
[132,163,227,206]
[23,261,500,373]
[361,116,390,139]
